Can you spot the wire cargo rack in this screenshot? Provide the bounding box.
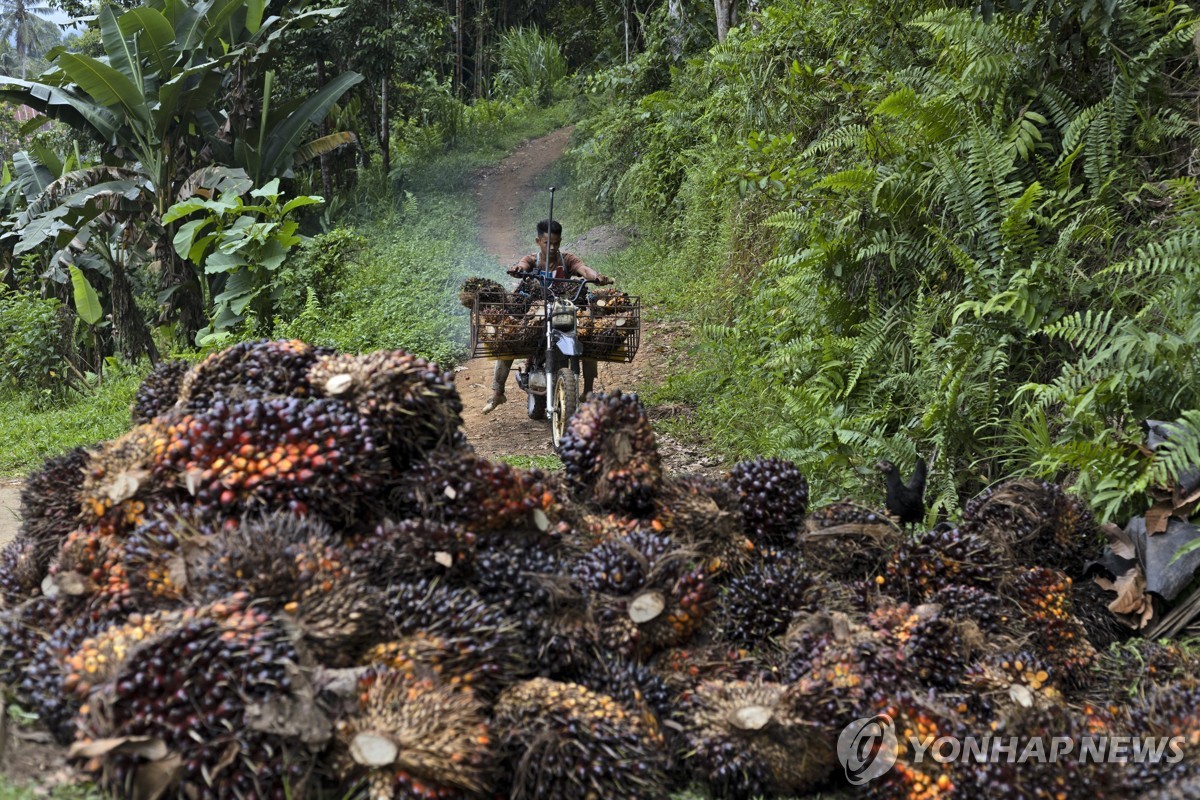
[470,295,641,363]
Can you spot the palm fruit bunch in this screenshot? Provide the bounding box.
[62,609,180,698]
[575,530,714,657]
[334,666,493,800]
[175,338,331,410]
[75,595,315,800]
[682,680,835,799]
[715,553,818,646]
[787,612,906,724]
[307,349,465,468]
[882,526,1007,602]
[350,519,479,584]
[927,583,1012,635]
[867,694,964,800]
[1141,775,1200,800]
[655,643,768,686]
[49,528,136,617]
[890,603,981,689]
[471,542,596,676]
[959,650,1064,716]
[493,677,670,800]
[375,579,527,696]
[5,447,90,602]
[118,507,213,607]
[131,359,190,423]
[0,596,58,689]
[1006,566,1097,688]
[154,395,385,520]
[574,656,679,744]
[396,450,549,533]
[587,287,636,314]
[650,474,752,572]
[725,457,809,544]
[1118,682,1200,795]
[558,391,662,514]
[514,275,547,302]
[952,704,1127,800]
[192,513,379,666]
[1071,575,1132,649]
[458,275,506,308]
[959,479,1098,577]
[801,500,900,581]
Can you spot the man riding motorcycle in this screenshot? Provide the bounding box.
[482,219,613,414]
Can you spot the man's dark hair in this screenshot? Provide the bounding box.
[537,219,563,237]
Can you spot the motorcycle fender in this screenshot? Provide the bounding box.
[556,335,579,357]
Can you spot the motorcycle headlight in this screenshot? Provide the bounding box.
[551,300,577,331]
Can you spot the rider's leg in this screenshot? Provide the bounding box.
[582,359,598,396]
[483,359,512,413]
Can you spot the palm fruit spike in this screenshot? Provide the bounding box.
[131,359,190,424]
[76,596,315,800]
[683,680,835,799]
[577,531,714,657]
[726,457,809,544]
[376,579,527,696]
[119,506,214,607]
[800,500,900,581]
[651,474,752,573]
[175,338,332,410]
[960,479,1098,578]
[348,519,479,586]
[1006,566,1097,688]
[717,553,818,646]
[335,667,492,800]
[494,678,670,800]
[307,349,465,469]
[882,526,1007,602]
[17,446,89,565]
[558,390,663,514]
[396,450,548,533]
[49,528,136,618]
[155,395,386,522]
[192,513,380,667]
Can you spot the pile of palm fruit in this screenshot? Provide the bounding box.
[2,338,1199,799]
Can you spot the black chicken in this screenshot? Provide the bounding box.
[876,457,927,526]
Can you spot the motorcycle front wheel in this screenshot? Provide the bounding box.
[551,367,579,449]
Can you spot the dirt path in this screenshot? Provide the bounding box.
[1,480,19,547]
[462,129,720,474]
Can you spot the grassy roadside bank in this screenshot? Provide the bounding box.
[0,103,573,479]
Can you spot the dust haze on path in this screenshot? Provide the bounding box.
[460,128,720,475]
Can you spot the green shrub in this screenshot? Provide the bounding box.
[0,286,68,401]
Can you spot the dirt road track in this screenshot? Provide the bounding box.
[1,480,19,547]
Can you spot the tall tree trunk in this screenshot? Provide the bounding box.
[667,0,685,56]
[748,0,761,31]
[380,76,390,176]
[624,0,631,64]
[475,1,486,98]
[714,0,735,42]
[110,253,158,364]
[455,0,465,97]
[316,56,334,199]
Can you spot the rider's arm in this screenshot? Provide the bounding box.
[563,252,610,283]
[507,253,538,276]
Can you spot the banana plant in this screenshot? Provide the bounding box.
[0,0,359,344]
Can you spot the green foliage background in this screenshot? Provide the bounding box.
[568,0,1200,522]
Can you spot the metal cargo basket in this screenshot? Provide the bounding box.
[470,295,540,360]
[577,295,641,363]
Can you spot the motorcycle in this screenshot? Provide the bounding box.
[511,271,594,448]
